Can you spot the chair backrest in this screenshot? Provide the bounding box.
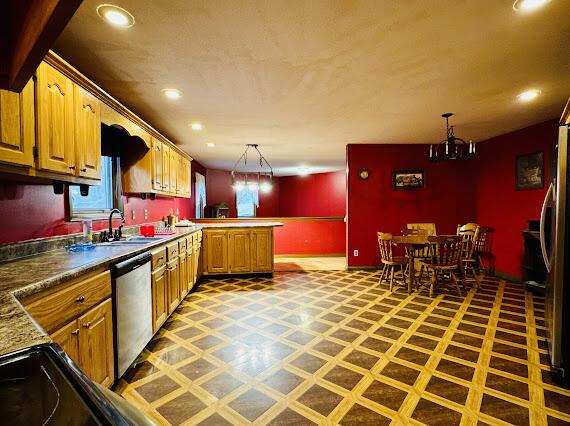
[402,228,429,236]
[457,223,480,259]
[474,226,491,254]
[428,235,463,266]
[407,223,437,236]
[377,232,395,262]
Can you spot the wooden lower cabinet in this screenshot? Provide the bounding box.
[78,298,114,388]
[202,227,273,275]
[167,258,180,314]
[251,228,274,272]
[204,230,229,274]
[151,265,168,333]
[229,230,251,273]
[51,298,114,388]
[179,251,188,298]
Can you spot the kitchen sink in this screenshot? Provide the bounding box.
[97,236,168,246]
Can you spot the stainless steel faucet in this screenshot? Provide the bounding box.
[108,208,126,241]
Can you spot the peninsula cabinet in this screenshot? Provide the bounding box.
[202,227,274,275]
[0,79,35,167]
[20,269,115,388]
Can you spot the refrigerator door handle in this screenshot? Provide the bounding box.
[540,181,555,272]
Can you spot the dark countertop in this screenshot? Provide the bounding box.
[0,221,282,356]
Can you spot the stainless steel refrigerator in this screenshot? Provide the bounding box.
[542,100,570,384]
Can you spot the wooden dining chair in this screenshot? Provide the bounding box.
[377,232,408,291]
[420,235,463,297]
[401,228,431,283]
[407,223,437,236]
[460,226,484,288]
[474,226,494,275]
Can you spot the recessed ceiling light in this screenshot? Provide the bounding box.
[513,0,550,12]
[162,88,182,100]
[96,4,135,27]
[517,89,541,102]
[190,122,203,131]
[206,142,215,148]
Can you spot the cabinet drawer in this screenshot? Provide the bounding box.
[24,270,111,334]
[166,241,179,259]
[151,247,167,269]
[178,237,187,254]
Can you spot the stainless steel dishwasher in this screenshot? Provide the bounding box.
[112,252,153,379]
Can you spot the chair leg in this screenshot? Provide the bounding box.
[389,266,395,292]
[471,267,481,289]
[400,264,406,288]
[429,269,436,297]
[451,273,462,297]
[379,264,387,285]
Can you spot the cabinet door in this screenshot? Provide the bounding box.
[187,246,194,290]
[151,138,163,191]
[167,258,180,314]
[78,298,114,387]
[251,229,273,272]
[74,85,101,179]
[169,148,178,195]
[151,265,168,333]
[193,243,201,283]
[205,230,228,273]
[162,144,170,192]
[229,230,252,273]
[52,318,80,366]
[179,252,188,299]
[36,62,75,174]
[0,79,34,166]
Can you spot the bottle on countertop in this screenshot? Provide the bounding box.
[82,219,93,244]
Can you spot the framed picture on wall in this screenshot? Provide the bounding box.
[393,169,425,189]
[516,152,544,190]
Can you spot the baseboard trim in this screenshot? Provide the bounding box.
[493,271,523,283]
[347,265,378,271]
[275,254,345,258]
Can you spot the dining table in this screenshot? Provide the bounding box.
[392,234,433,293]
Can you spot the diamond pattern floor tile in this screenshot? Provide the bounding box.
[116,271,570,425]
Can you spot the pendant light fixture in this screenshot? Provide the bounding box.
[429,113,476,162]
[231,144,273,193]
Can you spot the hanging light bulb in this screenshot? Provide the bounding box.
[260,182,272,193]
[233,181,245,191]
[247,181,258,191]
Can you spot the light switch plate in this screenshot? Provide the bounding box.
[144,209,148,220]
[131,210,136,220]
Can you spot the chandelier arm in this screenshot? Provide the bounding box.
[253,145,274,176]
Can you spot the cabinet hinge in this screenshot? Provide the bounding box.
[33,146,38,158]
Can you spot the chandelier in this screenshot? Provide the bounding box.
[429,113,476,162]
[231,144,273,193]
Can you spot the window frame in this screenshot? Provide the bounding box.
[68,156,119,221]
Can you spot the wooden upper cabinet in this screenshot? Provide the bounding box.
[74,85,101,179]
[229,230,251,273]
[169,148,178,195]
[162,144,170,193]
[152,138,163,191]
[78,298,114,388]
[36,62,75,174]
[0,79,34,167]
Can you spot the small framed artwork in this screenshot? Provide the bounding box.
[393,169,425,189]
[516,152,544,190]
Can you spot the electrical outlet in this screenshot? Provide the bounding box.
[144,209,148,220]
[131,210,136,220]
[353,249,359,257]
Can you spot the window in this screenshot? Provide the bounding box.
[69,156,116,220]
[236,187,258,218]
[195,172,206,218]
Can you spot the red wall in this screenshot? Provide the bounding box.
[205,169,345,218]
[278,171,346,217]
[473,120,557,278]
[347,144,476,267]
[0,160,206,245]
[346,120,559,278]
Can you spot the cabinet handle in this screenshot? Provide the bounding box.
[76,295,85,303]
[71,329,80,335]
[69,165,76,170]
[82,322,91,328]
[80,168,87,172]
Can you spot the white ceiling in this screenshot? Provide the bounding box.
[54,0,570,175]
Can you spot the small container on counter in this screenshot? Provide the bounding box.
[82,219,93,244]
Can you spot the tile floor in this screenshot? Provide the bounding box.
[115,271,570,425]
[274,256,346,272]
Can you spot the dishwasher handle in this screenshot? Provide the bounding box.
[113,252,152,278]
